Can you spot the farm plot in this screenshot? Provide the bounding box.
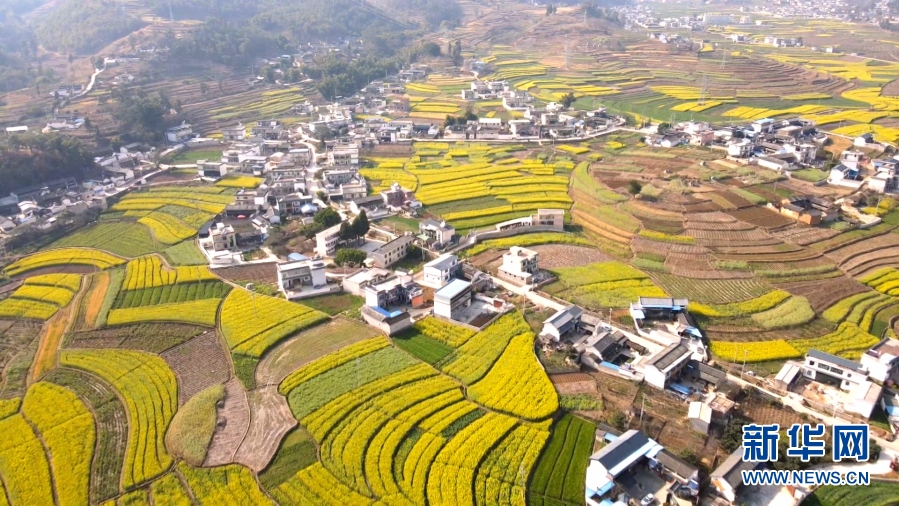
[527,244,612,269]
[769,224,840,247]
[161,331,231,405]
[0,279,80,320]
[806,481,899,506]
[45,367,127,503]
[220,288,329,358]
[123,256,218,290]
[778,276,871,313]
[5,248,125,276]
[232,386,297,472]
[650,273,773,303]
[467,332,558,420]
[51,222,163,258]
[542,261,668,310]
[255,319,382,388]
[0,321,43,399]
[824,233,899,267]
[861,268,899,295]
[60,349,178,488]
[277,320,554,506]
[20,381,96,506]
[209,262,278,285]
[726,207,795,229]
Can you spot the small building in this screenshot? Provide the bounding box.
[381,183,417,209]
[710,447,766,503]
[497,246,539,286]
[342,268,393,296]
[209,223,237,251]
[276,258,327,294]
[433,279,473,321]
[363,274,424,310]
[361,305,413,335]
[419,219,455,248]
[494,208,565,232]
[224,204,258,219]
[861,339,899,383]
[165,122,193,144]
[315,223,342,257]
[221,122,246,142]
[421,254,461,289]
[328,144,359,166]
[804,349,869,390]
[369,234,415,269]
[727,139,753,158]
[688,401,712,434]
[541,305,584,342]
[644,342,693,390]
[585,430,664,506]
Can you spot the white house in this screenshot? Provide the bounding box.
[165,122,193,144]
[433,279,472,321]
[421,254,460,289]
[541,305,584,342]
[369,234,415,269]
[361,305,413,335]
[276,259,327,294]
[419,220,455,247]
[860,339,899,383]
[727,139,753,158]
[804,349,883,419]
[644,342,693,390]
[315,223,342,257]
[497,246,539,286]
[222,122,247,142]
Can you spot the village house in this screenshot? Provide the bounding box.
[315,223,342,257]
[276,257,327,295]
[433,279,473,321]
[328,144,360,166]
[221,123,247,142]
[369,234,415,269]
[418,220,455,248]
[251,120,284,140]
[497,246,539,286]
[342,268,393,296]
[165,122,193,144]
[421,254,461,289]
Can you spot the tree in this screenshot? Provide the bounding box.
[334,248,367,267]
[657,122,671,132]
[338,221,355,241]
[422,42,441,57]
[561,92,576,109]
[200,82,209,96]
[626,180,642,195]
[352,210,370,237]
[546,3,553,15]
[313,207,341,228]
[720,416,746,453]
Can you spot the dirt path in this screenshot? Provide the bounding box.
[203,378,250,467]
[233,386,296,472]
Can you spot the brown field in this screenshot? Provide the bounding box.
[769,224,840,246]
[232,386,297,472]
[529,245,612,269]
[204,378,251,467]
[211,263,278,285]
[160,331,231,405]
[726,207,795,229]
[825,233,899,267]
[775,275,871,313]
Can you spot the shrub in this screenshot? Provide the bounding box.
[165,384,225,466]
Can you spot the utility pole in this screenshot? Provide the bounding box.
[741,349,747,379]
[639,394,646,425]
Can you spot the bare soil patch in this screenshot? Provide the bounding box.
[204,378,251,467]
[233,386,297,472]
[161,331,231,405]
[775,275,870,313]
[212,263,278,285]
[530,244,611,269]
